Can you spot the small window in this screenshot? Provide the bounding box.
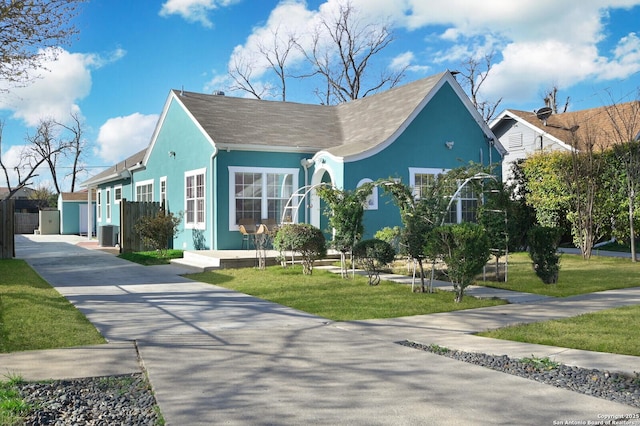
[357,178,377,210]
[106,188,111,222]
[160,177,167,207]
[96,190,102,222]
[185,169,205,228]
[114,186,122,204]
[509,133,523,149]
[136,180,153,202]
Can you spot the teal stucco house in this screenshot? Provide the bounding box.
[81,70,504,250]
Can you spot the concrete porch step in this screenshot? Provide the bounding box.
[171,250,341,272]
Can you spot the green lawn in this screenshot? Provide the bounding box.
[186,265,506,321]
[483,252,640,297]
[478,305,640,356]
[0,259,105,353]
[118,249,183,265]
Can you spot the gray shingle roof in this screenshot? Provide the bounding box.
[82,149,146,187]
[175,91,341,152]
[174,71,448,158]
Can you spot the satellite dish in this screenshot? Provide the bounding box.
[535,107,553,122]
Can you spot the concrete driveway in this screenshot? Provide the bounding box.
[14,235,640,425]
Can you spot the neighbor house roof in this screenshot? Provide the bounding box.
[82,149,146,187]
[60,189,96,201]
[496,101,640,151]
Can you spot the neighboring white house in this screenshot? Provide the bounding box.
[490,101,640,182]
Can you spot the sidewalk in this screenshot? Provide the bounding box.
[4,234,640,425]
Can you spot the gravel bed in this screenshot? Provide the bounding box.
[400,340,640,409]
[16,373,160,425]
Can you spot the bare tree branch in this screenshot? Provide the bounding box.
[56,112,86,192]
[300,0,405,105]
[457,52,503,122]
[0,0,85,89]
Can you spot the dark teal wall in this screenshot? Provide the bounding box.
[342,82,498,239]
[215,149,311,249]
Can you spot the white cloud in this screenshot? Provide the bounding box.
[159,0,240,28]
[95,113,159,163]
[0,48,126,127]
[215,0,640,106]
[600,32,640,79]
[390,51,430,73]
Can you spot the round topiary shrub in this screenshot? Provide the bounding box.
[273,223,327,275]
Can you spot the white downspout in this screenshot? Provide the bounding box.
[211,146,219,249]
[87,187,93,240]
[300,158,314,223]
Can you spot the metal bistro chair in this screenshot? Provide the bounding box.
[238,218,258,249]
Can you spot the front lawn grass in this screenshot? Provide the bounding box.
[0,259,105,353]
[482,252,640,297]
[478,305,640,356]
[118,249,183,265]
[186,265,506,321]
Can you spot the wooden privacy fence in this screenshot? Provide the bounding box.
[0,198,15,258]
[15,212,39,234]
[119,199,161,253]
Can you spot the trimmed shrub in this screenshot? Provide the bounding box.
[353,238,396,285]
[273,223,327,275]
[527,226,562,284]
[427,223,490,302]
[374,226,403,255]
[134,210,183,256]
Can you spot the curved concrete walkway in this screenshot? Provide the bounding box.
[2,235,640,425]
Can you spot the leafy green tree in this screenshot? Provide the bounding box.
[134,210,183,257]
[426,223,490,303]
[353,238,395,286]
[527,226,562,284]
[316,184,373,278]
[273,223,327,275]
[380,179,445,292]
[520,151,571,229]
[604,99,640,261]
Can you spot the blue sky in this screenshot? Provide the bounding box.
[1,0,639,191]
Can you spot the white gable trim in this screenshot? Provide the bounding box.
[338,72,503,163]
[491,110,574,152]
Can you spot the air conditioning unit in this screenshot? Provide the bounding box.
[98,225,115,247]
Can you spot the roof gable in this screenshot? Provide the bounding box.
[494,101,640,152]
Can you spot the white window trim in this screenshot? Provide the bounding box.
[409,168,449,198]
[135,179,154,202]
[106,188,112,223]
[357,178,378,210]
[114,185,122,205]
[409,167,480,224]
[185,168,206,230]
[96,190,102,223]
[160,176,167,207]
[228,166,299,231]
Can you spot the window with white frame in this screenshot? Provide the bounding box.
[185,169,205,228]
[357,178,377,210]
[136,180,153,202]
[96,190,102,222]
[106,188,111,222]
[160,176,167,208]
[229,166,298,229]
[114,186,122,204]
[409,167,479,224]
